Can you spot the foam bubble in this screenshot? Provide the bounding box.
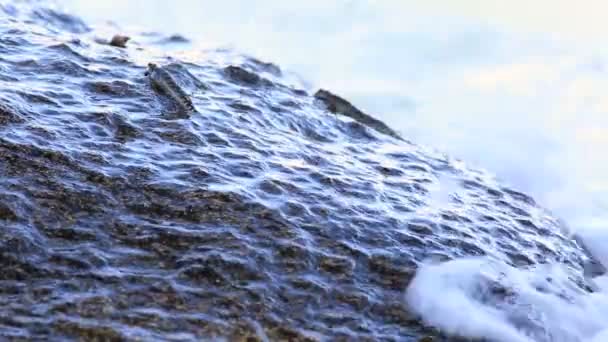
[405,256,608,342]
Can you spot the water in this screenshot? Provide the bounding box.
[61,0,608,230]
[0,0,605,340]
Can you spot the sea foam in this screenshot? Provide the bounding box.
[406,228,608,342]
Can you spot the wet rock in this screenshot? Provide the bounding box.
[407,220,436,236]
[246,57,282,76]
[155,34,190,44]
[17,90,59,106]
[375,165,405,177]
[368,254,416,290]
[0,101,24,125]
[0,3,592,341]
[53,319,124,341]
[502,187,536,206]
[0,202,17,221]
[109,34,130,48]
[266,326,318,342]
[30,8,90,33]
[318,254,355,276]
[370,301,417,326]
[314,89,403,141]
[575,234,607,280]
[86,81,137,97]
[224,65,270,87]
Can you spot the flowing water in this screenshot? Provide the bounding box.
[0,1,606,341]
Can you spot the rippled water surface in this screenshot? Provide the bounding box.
[0,2,600,341]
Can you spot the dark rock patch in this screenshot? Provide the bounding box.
[314,89,403,141]
[109,34,130,48]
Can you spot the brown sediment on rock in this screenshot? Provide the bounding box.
[0,101,24,125]
[314,89,404,141]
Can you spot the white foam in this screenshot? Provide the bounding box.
[405,255,608,342]
[405,258,533,342]
[576,225,608,273]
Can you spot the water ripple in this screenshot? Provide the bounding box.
[0,1,593,341]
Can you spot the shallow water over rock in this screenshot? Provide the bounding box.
[0,2,593,341]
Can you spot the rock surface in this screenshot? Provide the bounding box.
[314,89,404,141]
[109,34,130,48]
[0,2,593,341]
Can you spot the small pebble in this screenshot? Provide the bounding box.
[109,34,130,48]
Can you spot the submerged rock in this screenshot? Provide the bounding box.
[314,88,404,141]
[146,62,196,114]
[0,2,593,341]
[157,33,190,44]
[109,34,130,48]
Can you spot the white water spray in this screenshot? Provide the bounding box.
[406,235,608,342]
